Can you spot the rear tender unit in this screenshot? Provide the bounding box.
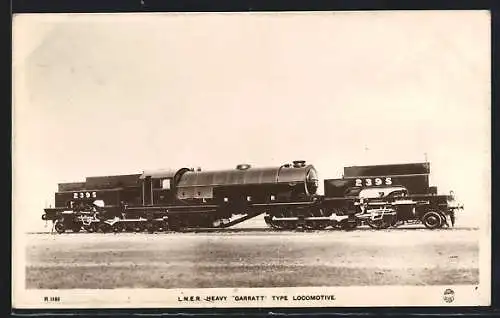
[41,161,463,233]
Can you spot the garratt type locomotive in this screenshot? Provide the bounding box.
[41,161,463,233]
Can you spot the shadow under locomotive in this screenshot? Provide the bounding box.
[41,160,463,234]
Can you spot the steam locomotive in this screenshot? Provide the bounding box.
[41,161,463,233]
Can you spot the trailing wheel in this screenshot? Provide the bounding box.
[422,211,443,230]
[54,220,66,234]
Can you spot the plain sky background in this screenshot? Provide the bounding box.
[13,11,490,232]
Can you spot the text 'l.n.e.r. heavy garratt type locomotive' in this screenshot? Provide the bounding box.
[41,161,463,234]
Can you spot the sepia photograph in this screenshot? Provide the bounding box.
[12,10,491,309]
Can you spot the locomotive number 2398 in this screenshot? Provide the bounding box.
[73,192,97,199]
[355,177,392,187]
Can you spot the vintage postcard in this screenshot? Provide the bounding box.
[12,10,491,309]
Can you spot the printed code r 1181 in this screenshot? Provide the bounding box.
[43,296,60,302]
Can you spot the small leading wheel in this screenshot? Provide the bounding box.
[422,211,443,230]
[54,220,66,234]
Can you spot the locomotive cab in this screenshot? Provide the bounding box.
[140,169,186,205]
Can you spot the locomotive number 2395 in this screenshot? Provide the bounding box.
[355,177,392,187]
[73,192,97,199]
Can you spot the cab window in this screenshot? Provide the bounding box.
[162,178,171,190]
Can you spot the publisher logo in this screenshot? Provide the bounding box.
[443,289,455,303]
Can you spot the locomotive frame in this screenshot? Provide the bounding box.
[41,160,463,233]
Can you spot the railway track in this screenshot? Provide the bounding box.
[27,225,479,235]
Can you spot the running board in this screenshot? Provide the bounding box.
[271,215,349,222]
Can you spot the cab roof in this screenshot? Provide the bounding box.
[140,169,178,179]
